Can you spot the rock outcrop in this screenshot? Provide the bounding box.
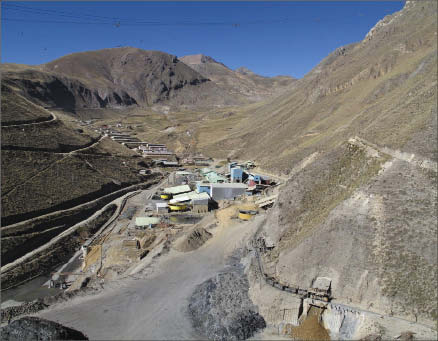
[1,317,88,340]
[189,271,266,340]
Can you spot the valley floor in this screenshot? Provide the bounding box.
[36,210,263,339]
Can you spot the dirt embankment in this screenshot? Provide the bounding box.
[1,204,116,290]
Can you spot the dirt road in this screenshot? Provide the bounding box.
[37,214,264,339]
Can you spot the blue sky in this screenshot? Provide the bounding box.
[1,1,404,78]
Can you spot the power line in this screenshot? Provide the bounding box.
[3,3,131,22]
[2,3,290,27]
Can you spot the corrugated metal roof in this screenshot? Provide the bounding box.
[205,172,228,183]
[170,191,210,204]
[135,217,160,226]
[163,185,191,194]
[176,171,193,176]
[209,183,247,189]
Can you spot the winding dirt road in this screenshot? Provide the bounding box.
[37,215,264,340]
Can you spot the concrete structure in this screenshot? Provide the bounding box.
[156,202,169,213]
[122,239,140,249]
[172,171,198,185]
[255,195,277,208]
[231,167,244,183]
[192,198,209,213]
[163,185,191,196]
[135,217,160,229]
[209,183,247,201]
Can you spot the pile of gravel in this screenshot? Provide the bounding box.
[175,227,212,252]
[188,271,266,340]
[1,316,88,340]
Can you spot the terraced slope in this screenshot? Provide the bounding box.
[1,93,150,226]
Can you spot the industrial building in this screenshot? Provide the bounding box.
[231,167,244,183]
[209,183,247,201]
[162,185,191,196]
[192,197,209,213]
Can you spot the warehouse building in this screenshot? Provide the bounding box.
[209,183,247,201]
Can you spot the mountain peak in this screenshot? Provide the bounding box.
[235,66,255,75]
[179,54,218,65]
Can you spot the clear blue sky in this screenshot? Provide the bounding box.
[1,1,404,78]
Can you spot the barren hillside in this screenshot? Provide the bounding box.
[180,54,296,101]
[201,1,436,173]
[0,86,154,227]
[234,0,437,325]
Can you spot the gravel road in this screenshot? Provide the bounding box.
[37,214,263,339]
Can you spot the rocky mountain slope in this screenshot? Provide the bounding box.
[2,48,241,114]
[180,54,296,101]
[2,48,295,116]
[204,1,436,173]
[231,0,437,326]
